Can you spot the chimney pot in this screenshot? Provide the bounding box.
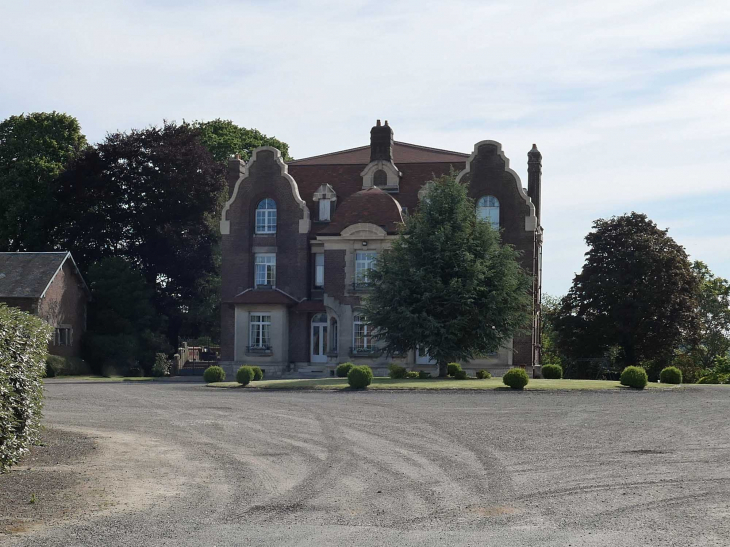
[376,119,381,126]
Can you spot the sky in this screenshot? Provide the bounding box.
[2,0,729,296]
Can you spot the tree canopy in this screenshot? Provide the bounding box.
[194,119,292,163]
[554,212,699,370]
[0,112,87,251]
[51,121,226,345]
[691,261,730,368]
[364,173,531,377]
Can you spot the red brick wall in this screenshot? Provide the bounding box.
[37,261,88,358]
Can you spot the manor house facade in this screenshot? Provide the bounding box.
[219,121,543,378]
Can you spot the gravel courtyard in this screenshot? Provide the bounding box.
[3,382,730,546]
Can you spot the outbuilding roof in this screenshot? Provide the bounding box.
[0,252,89,299]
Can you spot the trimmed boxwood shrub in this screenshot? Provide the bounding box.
[620,366,648,389]
[503,368,529,389]
[336,362,354,378]
[476,370,491,379]
[388,363,407,379]
[236,366,255,386]
[1,304,54,471]
[405,371,419,379]
[348,365,373,389]
[251,366,264,381]
[203,365,226,383]
[542,364,563,379]
[659,366,682,384]
[454,369,468,380]
[447,363,462,377]
[418,371,432,379]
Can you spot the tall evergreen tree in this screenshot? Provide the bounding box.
[554,212,699,371]
[364,173,531,377]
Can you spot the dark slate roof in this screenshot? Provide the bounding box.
[0,252,77,299]
[226,288,299,306]
[318,187,404,235]
[289,141,469,165]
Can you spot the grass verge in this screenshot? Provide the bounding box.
[207,377,683,391]
[47,375,157,382]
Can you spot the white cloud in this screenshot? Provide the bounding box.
[1,0,729,293]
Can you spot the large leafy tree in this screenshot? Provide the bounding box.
[554,212,699,369]
[194,119,292,163]
[0,112,87,251]
[691,261,730,368]
[51,121,226,345]
[364,173,531,377]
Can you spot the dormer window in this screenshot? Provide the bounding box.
[373,169,387,187]
[313,184,337,222]
[319,199,331,221]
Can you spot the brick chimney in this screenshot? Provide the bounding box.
[527,144,542,223]
[370,119,393,162]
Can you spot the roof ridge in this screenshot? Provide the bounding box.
[393,141,469,157]
[289,144,370,164]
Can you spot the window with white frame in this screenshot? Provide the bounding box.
[353,314,371,351]
[249,314,271,348]
[314,253,324,288]
[355,251,377,285]
[319,199,331,221]
[476,195,500,229]
[255,254,276,287]
[255,199,277,234]
[54,326,72,346]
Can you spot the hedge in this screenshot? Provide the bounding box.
[251,366,264,381]
[388,364,407,379]
[236,366,255,386]
[541,364,563,379]
[203,365,226,383]
[336,362,354,378]
[348,365,373,389]
[476,370,491,380]
[620,366,648,389]
[447,363,462,377]
[659,366,682,385]
[0,304,53,471]
[502,368,529,389]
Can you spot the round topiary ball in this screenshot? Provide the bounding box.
[476,370,492,380]
[236,366,255,386]
[203,365,226,384]
[620,366,648,389]
[542,364,563,379]
[251,366,264,381]
[502,368,529,389]
[336,362,354,378]
[454,369,468,380]
[348,365,373,389]
[447,363,462,377]
[659,366,682,384]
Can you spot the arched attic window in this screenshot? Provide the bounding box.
[477,196,499,229]
[373,169,387,187]
[255,199,277,234]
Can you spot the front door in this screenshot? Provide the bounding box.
[311,313,328,363]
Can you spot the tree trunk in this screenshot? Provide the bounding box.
[438,361,448,378]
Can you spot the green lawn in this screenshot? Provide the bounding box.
[47,375,156,382]
[207,377,682,391]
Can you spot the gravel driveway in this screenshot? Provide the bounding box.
[3,382,730,546]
